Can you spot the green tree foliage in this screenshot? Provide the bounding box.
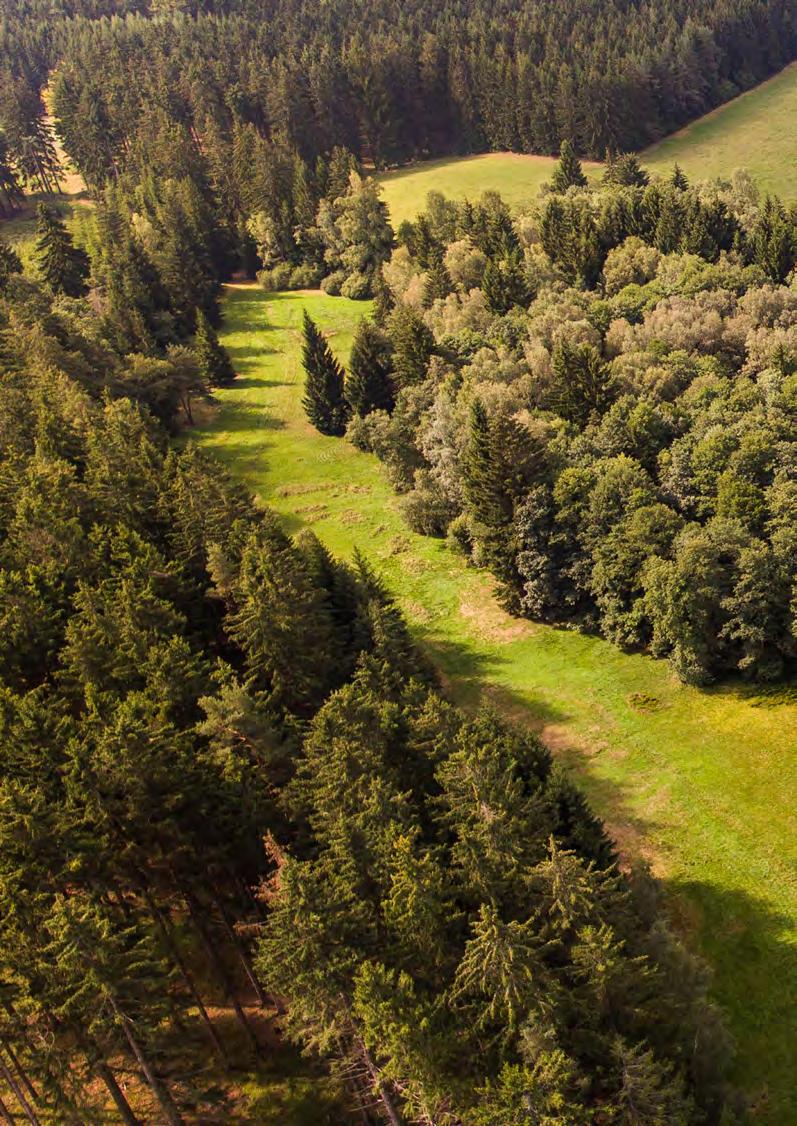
[387,303,435,388]
[0,239,21,290]
[551,140,587,192]
[194,307,236,388]
[34,203,90,297]
[346,318,395,416]
[301,310,349,435]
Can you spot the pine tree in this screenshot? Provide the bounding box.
[670,164,689,191]
[422,254,454,307]
[371,267,395,325]
[194,308,236,388]
[0,241,21,291]
[387,303,435,388]
[346,319,395,416]
[550,339,613,426]
[34,204,90,298]
[301,310,349,435]
[550,140,587,192]
[481,248,531,314]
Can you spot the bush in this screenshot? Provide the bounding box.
[347,409,392,453]
[446,512,475,556]
[320,270,346,295]
[289,264,323,289]
[399,471,457,536]
[340,271,372,300]
[258,263,293,291]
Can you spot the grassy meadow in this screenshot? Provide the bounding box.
[377,62,797,223]
[642,62,797,198]
[377,151,601,226]
[193,284,797,1123]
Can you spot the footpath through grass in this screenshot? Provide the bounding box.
[197,285,797,1121]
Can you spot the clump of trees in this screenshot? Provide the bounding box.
[310,152,797,685]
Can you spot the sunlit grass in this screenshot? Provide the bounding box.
[193,284,797,1123]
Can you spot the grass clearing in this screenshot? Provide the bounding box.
[193,284,797,1123]
[377,62,797,222]
[0,191,94,271]
[377,152,601,226]
[643,62,797,198]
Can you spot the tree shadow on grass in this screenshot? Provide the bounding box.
[666,879,797,1122]
[415,633,797,1119]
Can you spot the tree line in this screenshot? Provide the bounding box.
[1,0,796,258]
[303,149,797,684]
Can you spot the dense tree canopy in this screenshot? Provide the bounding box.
[342,170,797,685]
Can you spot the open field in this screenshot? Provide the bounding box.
[193,284,797,1123]
[642,61,797,197]
[377,152,601,226]
[377,62,797,222]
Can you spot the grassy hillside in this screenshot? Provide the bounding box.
[377,62,797,223]
[643,61,797,197]
[193,284,797,1124]
[377,152,601,226]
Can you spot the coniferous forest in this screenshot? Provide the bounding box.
[0,0,796,1119]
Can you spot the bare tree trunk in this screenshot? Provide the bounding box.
[96,1061,141,1126]
[181,887,261,1057]
[0,1035,37,1105]
[108,1000,182,1126]
[210,888,268,1007]
[142,886,228,1067]
[0,1050,39,1126]
[0,1089,15,1125]
[359,1040,404,1126]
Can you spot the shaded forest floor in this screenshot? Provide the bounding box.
[192,284,797,1124]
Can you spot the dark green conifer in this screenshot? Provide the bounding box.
[301,310,349,435]
[346,319,395,416]
[194,308,236,388]
[387,303,435,388]
[670,164,689,190]
[34,204,90,297]
[550,140,587,193]
[422,253,454,307]
[371,267,395,326]
[481,248,531,314]
[0,240,21,291]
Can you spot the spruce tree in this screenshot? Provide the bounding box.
[481,248,531,314]
[422,253,454,308]
[346,320,395,417]
[550,140,587,193]
[670,164,689,190]
[387,303,435,388]
[371,267,395,326]
[194,308,236,388]
[301,310,349,435]
[0,240,21,291]
[34,204,90,297]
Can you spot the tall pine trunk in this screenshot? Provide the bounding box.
[108,999,183,1126]
[142,885,229,1067]
[96,1061,141,1126]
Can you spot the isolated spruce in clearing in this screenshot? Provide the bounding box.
[301,310,349,435]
